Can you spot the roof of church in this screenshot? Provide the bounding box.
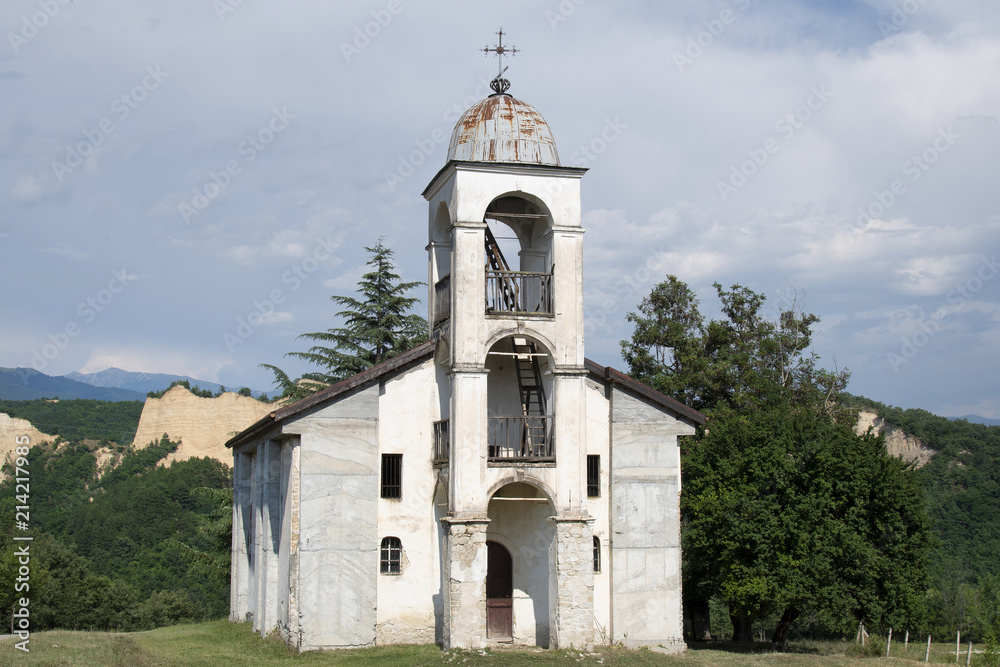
[447,93,560,166]
[226,342,706,449]
[583,359,707,426]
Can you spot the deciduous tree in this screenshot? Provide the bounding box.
[623,276,931,646]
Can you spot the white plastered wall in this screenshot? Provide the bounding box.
[374,359,445,645]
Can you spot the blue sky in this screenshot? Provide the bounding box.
[1,0,997,417]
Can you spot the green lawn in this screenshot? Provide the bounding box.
[0,621,990,666]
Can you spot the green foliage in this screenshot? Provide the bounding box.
[624,277,932,644]
[264,239,427,401]
[0,398,143,443]
[622,280,849,416]
[0,434,232,632]
[146,380,216,399]
[684,404,931,639]
[840,393,1000,641]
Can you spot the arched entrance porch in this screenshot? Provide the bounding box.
[486,481,554,646]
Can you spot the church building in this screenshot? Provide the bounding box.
[227,57,704,652]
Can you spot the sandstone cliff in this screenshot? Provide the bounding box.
[0,413,56,463]
[856,409,937,467]
[132,385,275,465]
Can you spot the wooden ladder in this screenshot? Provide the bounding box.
[513,340,547,456]
[485,225,520,311]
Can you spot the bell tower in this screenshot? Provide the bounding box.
[423,37,595,649]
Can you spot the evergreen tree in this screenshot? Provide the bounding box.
[264,239,427,401]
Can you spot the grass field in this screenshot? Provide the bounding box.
[0,621,991,666]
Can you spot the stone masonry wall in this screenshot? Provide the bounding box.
[443,518,489,649]
[550,517,594,648]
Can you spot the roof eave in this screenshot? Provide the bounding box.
[584,358,707,426]
[225,340,437,449]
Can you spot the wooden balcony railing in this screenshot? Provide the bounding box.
[487,416,553,462]
[485,270,552,315]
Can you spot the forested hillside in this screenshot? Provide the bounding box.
[842,393,1000,640]
[0,435,232,631]
[0,398,143,444]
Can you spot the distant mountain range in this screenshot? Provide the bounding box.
[65,367,242,397]
[950,414,1000,427]
[0,368,146,401]
[0,367,266,402]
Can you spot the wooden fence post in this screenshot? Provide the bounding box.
[905,629,909,650]
[887,628,893,657]
[966,642,972,666]
[926,634,931,663]
[956,631,961,663]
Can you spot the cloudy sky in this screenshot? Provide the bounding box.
[1,0,997,417]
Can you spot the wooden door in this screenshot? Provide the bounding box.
[486,541,513,639]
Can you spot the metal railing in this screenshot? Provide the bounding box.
[485,270,552,315]
[487,416,553,462]
[433,419,449,463]
[433,275,451,326]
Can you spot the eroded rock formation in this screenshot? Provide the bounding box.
[856,410,936,467]
[133,385,274,464]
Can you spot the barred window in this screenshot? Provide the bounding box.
[593,536,601,573]
[381,454,402,499]
[587,455,600,498]
[380,536,402,574]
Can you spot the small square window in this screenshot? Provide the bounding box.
[381,454,402,499]
[587,455,600,498]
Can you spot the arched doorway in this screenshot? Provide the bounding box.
[486,541,513,639]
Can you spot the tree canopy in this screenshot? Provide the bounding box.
[0,436,232,631]
[264,239,427,401]
[623,277,932,645]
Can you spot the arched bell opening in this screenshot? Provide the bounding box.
[430,202,453,328]
[485,336,554,463]
[486,482,554,646]
[484,195,554,315]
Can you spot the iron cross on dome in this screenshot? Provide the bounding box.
[483,28,519,95]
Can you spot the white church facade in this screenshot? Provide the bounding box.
[227,71,704,652]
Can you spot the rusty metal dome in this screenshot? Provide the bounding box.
[447,93,560,166]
